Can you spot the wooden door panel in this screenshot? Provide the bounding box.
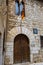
[14,34,30,63]
[14,35,21,63]
[21,35,30,62]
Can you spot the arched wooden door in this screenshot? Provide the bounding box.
[14,34,30,63]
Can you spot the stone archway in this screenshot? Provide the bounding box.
[14,34,30,63]
[7,26,35,64]
[8,27,35,42]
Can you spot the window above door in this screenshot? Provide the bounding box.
[15,0,25,20]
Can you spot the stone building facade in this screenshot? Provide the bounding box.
[0,0,43,65]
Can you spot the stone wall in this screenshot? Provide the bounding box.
[0,0,7,65]
[0,0,43,65]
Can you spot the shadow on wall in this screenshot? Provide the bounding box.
[36,0,43,2]
[0,32,2,43]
